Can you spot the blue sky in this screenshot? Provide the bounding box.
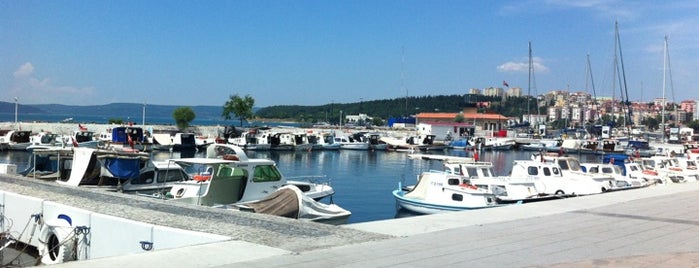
[2,0,698,107]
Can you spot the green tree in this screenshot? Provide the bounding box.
[172,106,196,130]
[222,94,255,127]
[372,117,384,126]
[454,113,464,123]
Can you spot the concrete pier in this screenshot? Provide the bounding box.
[3,174,699,267]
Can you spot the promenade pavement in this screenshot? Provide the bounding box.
[4,174,699,267]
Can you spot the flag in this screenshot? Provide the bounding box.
[503,80,509,87]
[78,124,87,131]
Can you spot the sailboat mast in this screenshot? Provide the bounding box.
[527,42,532,119]
[661,35,667,135]
[615,21,632,126]
[611,23,618,127]
[401,46,407,117]
[586,54,599,122]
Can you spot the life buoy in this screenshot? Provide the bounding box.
[669,167,683,172]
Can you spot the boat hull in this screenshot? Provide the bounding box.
[392,189,498,214]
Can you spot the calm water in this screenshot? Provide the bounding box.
[0,148,603,224]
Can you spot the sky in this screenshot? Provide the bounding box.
[2,0,698,107]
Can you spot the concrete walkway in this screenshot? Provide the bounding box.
[5,174,699,267]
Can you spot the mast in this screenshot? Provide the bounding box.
[661,35,667,138]
[401,45,407,117]
[527,42,532,120]
[585,54,599,122]
[615,21,632,126]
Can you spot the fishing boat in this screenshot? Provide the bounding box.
[393,171,500,214]
[164,156,347,223]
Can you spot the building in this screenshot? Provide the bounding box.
[415,108,510,133]
[345,113,373,126]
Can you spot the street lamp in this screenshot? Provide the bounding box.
[340,110,343,128]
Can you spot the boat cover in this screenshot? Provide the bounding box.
[404,174,431,200]
[152,134,173,145]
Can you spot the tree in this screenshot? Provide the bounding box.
[172,106,196,130]
[454,113,465,123]
[222,94,255,127]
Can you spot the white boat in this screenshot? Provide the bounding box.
[334,135,370,150]
[393,171,500,214]
[580,162,648,190]
[471,136,515,151]
[520,138,561,152]
[228,128,272,151]
[0,130,33,151]
[204,143,335,201]
[441,160,553,203]
[508,159,605,196]
[53,147,151,189]
[164,155,346,223]
[534,153,616,193]
[235,185,351,225]
[308,132,341,150]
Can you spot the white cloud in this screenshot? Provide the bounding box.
[11,62,95,104]
[497,57,549,73]
[13,62,34,78]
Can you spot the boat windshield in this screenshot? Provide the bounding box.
[253,164,283,182]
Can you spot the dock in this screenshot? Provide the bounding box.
[3,174,699,267]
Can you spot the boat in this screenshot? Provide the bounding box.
[53,147,151,189]
[520,138,561,152]
[393,171,500,214]
[534,153,616,193]
[471,136,515,151]
[508,159,605,196]
[149,131,197,151]
[580,162,647,190]
[235,185,351,225]
[97,126,152,152]
[228,128,272,151]
[441,160,554,203]
[334,134,370,150]
[308,132,341,150]
[204,143,335,200]
[0,130,33,151]
[163,156,346,223]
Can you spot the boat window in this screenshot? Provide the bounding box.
[568,160,581,171]
[448,178,459,185]
[466,168,478,177]
[552,168,560,175]
[253,165,282,182]
[451,194,463,202]
[133,170,155,185]
[158,169,188,183]
[601,167,613,174]
[527,166,538,175]
[557,160,570,170]
[629,165,639,171]
[589,167,598,173]
[480,168,492,177]
[543,167,551,176]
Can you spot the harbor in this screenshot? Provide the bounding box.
[4,168,699,267]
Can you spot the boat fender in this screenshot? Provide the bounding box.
[38,215,76,265]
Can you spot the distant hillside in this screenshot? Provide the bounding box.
[0,102,236,121]
[0,102,45,113]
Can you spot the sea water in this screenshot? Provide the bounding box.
[0,149,603,224]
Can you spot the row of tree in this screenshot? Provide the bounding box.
[169,93,699,132]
